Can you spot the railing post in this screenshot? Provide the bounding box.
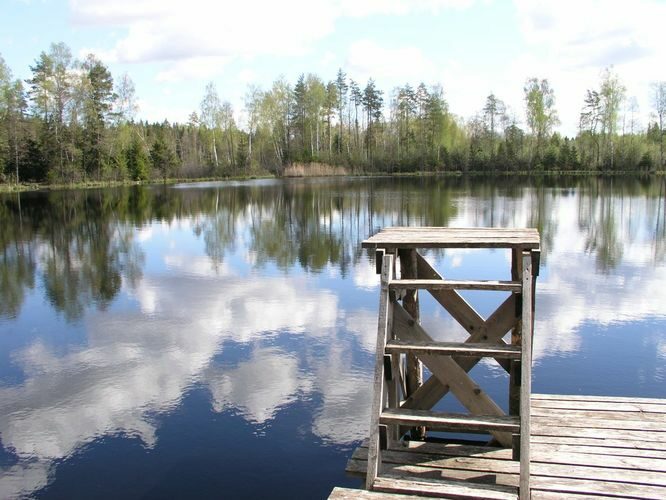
[519,251,533,500]
[366,253,394,489]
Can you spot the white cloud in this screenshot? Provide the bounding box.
[447,188,666,363]
[311,344,373,444]
[155,56,230,83]
[70,0,338,64]
[163,253,233,278]
[207,347,312,424]
[338,0,475,17]
[0,270,345,497]
[512,0,666,134]
[352,256,379,290]
[346,39,437,83]
[69,0,479,82]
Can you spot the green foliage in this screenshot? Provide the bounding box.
[524,78,558,159]
[638,152,654,172]
[1,45,665,186]
[81,54,115,178]
[150,135,178,180]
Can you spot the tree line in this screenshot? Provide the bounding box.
[1,42,665,185]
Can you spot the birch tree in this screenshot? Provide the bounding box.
[652,81,666,167]
[200,82,221,168]
[524,78,558,163]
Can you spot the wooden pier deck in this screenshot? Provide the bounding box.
[330,393,666,499]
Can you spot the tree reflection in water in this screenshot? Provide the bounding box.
[1,176,665,320]
[0,175,665,499]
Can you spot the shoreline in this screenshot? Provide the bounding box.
[1,169,664,194]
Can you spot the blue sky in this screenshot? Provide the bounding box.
[2,0,664,136]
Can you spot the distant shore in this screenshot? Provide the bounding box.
[1,168,663,194]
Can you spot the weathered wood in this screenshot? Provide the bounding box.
[531,399,666,413]
[388,352,402,442]
[385,339,521,359]
[349,393,666,499]
[401,256,518,410]
[531,423,666,443]
[519,252,532,500]
[373,475,518,500]
[416,254,485,335]
[352,448,517,473]
[530,434,666,453]
[380,408,521,433]
[353,457,666,499]
[346,459,520,485]
[350,443,666,489]
[531,449,666,473]
[367,254,394,489]
[509,249,522,419]
[399,248,423,440]
[529,441,666,460]
[355,441,513,460]
[329,486,422,499]
[532,415,666,432]
[373,462,518,490]
[531,407,666,422]
[398,295,517,409]
[393,302,513,446]
[532,394,666,405]
[530,476,666,499]
[362,227,540,250]
[389,279,522,292]
[533,492,622,500]
[358,227,543,497]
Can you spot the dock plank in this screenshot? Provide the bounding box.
[373,475,518,499]
[335,393,666,499]
[349,445,666,486]
[329,487,423,499]
[531,394,666,405]
[362,227,540,250]
[531,407,666,422]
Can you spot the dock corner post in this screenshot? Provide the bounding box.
[509,248,523,458]
[519,250,533,500]
[366,253,394,490]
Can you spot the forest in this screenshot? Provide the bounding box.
[1,42,665,185]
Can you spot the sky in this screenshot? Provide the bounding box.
[1,0,665,136]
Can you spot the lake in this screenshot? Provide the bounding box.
[1,175,665,499]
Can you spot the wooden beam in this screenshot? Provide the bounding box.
[385,339,521,358]
[392,303,513,447]
[372,476,518,499]
[399,248,423,440]
[400,294,518,410]
[380,408,520,433]
[509,248,523,419]
[390,279,522,292]
[519,251,533,500]
[532,394,666,405]
[366,253,394,490]
[415,253,485,335]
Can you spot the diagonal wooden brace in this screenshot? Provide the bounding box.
[401,293,518,411]
[392,302,513,447]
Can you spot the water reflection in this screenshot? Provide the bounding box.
[0,176,665,498]
[2,178,665,320]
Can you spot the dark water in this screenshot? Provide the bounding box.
[0,176,665,499]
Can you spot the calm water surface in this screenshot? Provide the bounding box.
[1,176,665,498]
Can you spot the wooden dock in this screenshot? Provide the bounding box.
[331,227,666,499]
[330,393,666,499]
[358,228,539,498]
